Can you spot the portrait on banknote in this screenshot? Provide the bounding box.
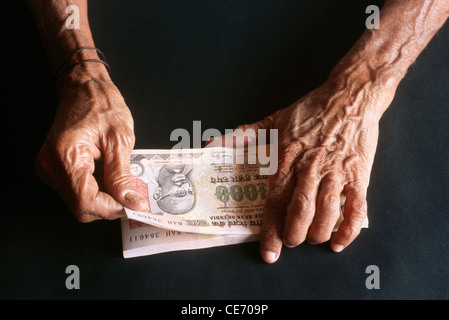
[152,164,195,215]
[126,148,271,235]
[131,155,195,215]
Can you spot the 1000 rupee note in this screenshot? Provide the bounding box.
[124,147,270,235]
[124,147,368,236]
[121,218,259,258]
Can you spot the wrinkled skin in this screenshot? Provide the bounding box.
[30,0,449,264]
[35,77,147,222]
[231,72,397,262]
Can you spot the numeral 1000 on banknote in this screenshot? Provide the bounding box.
[214,183,268,203]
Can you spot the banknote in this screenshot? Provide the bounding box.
[122,147,368,257]
[121,218,259,258]
[124,147,270,235]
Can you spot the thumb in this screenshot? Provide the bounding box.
[205,115,275,148]
[103,144,148,212]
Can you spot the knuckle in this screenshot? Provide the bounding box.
[321,193,340,212]
[350,199,368,217]
[117,125,135,143]
[109,172,132,185]
[278,144,302,168]
[49,131,77,154]
[123,129,136,146]
[296,147,326,170]
[341,225,361,240]
[107,173,134,193]
[291,192,313,214]
[103,126,135,152]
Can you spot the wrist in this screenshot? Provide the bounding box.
[54,46,112,95]
[59,62,110,87]
[325,0,449,118]
[324,33,403,118]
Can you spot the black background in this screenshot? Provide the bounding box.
[2,0,448,300]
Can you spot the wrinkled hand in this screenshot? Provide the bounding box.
[35,77,147,222]
[235,74,396,263]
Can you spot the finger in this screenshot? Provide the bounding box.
[103,134,148,211]
[330,182,368,252]
[61,144,126,221]
[282,169,320,247]
[260,197,286,263]
[71,167,126,222]
[307,173,344,244]
[41,142,125,222]
[259,157,295,263]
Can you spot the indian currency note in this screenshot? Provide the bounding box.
[124,147,368,235]
[121,218,259,258]
[124,147,269,235]
[122,147,368,257]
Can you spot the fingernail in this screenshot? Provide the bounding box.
[124,191,146,205]
[332,244,345,253]
[263,251,278,263]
